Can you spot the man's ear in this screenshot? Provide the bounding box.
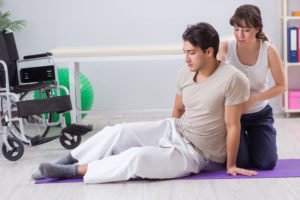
[206,47,214,57]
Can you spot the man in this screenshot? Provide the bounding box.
[33,22,257,184]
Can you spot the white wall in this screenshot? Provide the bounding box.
[2,0,282,116]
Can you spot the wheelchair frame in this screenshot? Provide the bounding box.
[0,57,91,161]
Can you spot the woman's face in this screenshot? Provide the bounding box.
[233,20,259,45]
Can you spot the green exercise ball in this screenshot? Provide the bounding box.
[34,68,94,125]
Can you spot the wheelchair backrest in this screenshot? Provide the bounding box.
[0,29,19,87]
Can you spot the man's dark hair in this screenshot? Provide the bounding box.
[182,22,219,58]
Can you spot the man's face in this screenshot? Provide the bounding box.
[183,41,208,72]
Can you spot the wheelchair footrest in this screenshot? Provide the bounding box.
[61,124,93,136]
[30,135,60,146]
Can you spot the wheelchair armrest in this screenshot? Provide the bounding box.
[23,52,52,60]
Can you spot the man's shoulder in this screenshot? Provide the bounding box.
[219,63,250,104]
[218,62,248,83]
[219,62,242,75]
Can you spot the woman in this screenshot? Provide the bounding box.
[218,4,286,169]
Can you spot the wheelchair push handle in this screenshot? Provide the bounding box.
[23,52,53,60]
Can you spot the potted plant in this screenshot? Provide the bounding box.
[0,0,26,31]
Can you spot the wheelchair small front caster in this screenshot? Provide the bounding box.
[2,136,24,161]
[59,132,81,149]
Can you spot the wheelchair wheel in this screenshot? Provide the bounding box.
[2,136,24,161]
[59,132,81,149]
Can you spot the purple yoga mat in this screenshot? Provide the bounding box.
[35,159,300,184]
[184,158,300,180]
[35,177,83,184]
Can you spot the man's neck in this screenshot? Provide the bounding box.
[195,59,220,83]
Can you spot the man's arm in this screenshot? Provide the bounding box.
[172,94,185,118]
[225,103,257,176]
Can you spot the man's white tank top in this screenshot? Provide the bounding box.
[226,39,270,114]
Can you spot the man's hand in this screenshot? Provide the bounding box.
[227,166,258,176]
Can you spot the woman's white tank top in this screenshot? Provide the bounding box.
[226,39,270,114]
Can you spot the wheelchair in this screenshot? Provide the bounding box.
[0,29,93,161]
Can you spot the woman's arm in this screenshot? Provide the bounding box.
[246,45,287,109]
[217,40,229,61]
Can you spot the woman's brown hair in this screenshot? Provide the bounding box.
[230,4,268,42]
